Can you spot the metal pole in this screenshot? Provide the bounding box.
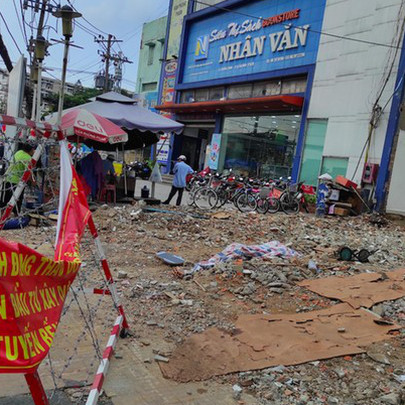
[31,83,37,120]
[121,143,127,196]
[36,61,43,122]
[25,371,49,405]
[151,143,157,199]
[57,38,70,124]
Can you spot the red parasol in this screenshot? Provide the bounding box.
[61,108,128,145]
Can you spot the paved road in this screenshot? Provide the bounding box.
[134,179,191,206]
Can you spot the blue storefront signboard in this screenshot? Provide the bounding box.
[181,0,326,84]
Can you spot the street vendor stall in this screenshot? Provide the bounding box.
[58,91,184,150]
[50,91,184,200]
[58,108,129,201]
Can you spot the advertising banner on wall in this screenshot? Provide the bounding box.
[157,133,171,167]
[181,0,326,84]
[161,61,178,106]
[167,0,190,58]
[139,91,158,112]
[208,133,222,170]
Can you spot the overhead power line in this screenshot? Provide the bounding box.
[193,0,402,50]
[0,11,24,54]
[67,0,109,36]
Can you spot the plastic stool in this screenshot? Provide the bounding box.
[99,184,116,204]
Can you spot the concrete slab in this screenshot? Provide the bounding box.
[0,391,71,405]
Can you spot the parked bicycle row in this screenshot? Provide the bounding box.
[186,168,312,214]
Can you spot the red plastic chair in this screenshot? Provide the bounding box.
[99,184,116,204]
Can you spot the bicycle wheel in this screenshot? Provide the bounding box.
[187,189,196,206]
[280,193,300,214]
[194,187,218,210]
[236,193,257,213]
[215,189,228,208]
[256,198,269,214]
[267,197,280,214]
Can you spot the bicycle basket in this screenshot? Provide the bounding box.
[289,184,299,193]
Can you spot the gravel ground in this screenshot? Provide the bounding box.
[2,204,404,404]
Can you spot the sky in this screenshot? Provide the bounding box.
[0,0,170,91]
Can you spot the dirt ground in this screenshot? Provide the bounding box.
[0,204,404,404]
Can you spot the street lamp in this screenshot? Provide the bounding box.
[53,5,82,124]
[34,35,47,61]
[34,35,48,121]
[53,5,82,38]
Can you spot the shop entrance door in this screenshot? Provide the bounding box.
[181,136,201,170]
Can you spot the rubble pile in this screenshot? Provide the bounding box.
[230,354,405,405]
[2,205,404,403]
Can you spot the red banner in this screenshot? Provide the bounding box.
[0,141,91,373]
[0,239,80,373]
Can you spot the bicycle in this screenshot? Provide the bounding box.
[279,181,305,214]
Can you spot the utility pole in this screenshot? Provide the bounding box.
[104,34,112,92]
[95,35,131,92]
[24,0,53,120]
[95,34,116,92]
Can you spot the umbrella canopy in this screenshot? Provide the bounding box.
[51,92,184,151]
[87,92,184,134]
[61,108,128,145]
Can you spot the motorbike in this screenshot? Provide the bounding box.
[127,161,152,180]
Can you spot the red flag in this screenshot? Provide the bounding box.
[55,142,91,262]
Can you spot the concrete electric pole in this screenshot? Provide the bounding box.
[95,35,132,92]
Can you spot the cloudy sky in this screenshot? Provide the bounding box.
[0,0,170,91]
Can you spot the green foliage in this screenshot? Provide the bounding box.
[304,193,317,205]
[45,87,103,113]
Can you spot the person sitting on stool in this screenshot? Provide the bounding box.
[163,155,193,206]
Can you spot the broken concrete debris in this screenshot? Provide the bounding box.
[7,204,404,404]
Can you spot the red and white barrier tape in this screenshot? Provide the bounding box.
[0,114,61,132]
[88,216,129,330]
[85,315,123,405]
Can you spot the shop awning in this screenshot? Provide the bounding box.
[155,95,304,114]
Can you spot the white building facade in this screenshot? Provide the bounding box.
[304,0,405,214]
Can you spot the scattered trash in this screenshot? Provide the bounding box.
[157,252,185,266]
[192,241,300,273]
[393,374,405,383]
[308,259,320,274]
[337,246,377,263]
[211,212,231,220]
[366,351,391,365]
[3,216,30,230]
[232,384,243,400]
[142,207,208,220]
[154,355,170,363]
